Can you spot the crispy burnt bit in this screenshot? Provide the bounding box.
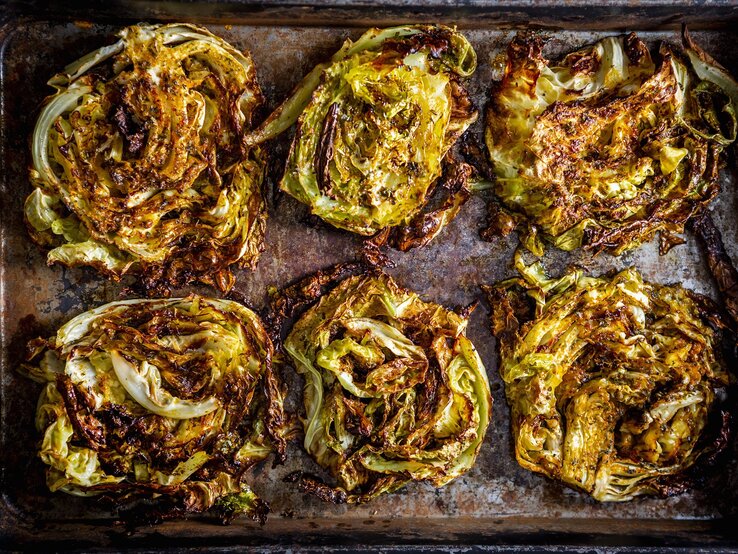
[456,300,478,322]
[497,32,544,99]
[261,355,288,465]
[263,261,366,349]
[389,156,474,251]
[565,48,600,76]
[462,134,495,183]
[682,24,727,73]
[384,26,454,63]
[368,26,456,77]
[480,201,519,241]
[110,101,146,157]
[362,227,396,269]
[481,282,533,341]
[687,216,738,480]
[283,471,348,504]
[127,238,250,298]
[461,135,518,241]
[314,102,339,195]
[342,396,375,437]
[690,212,738,326]
[625,32,649,65]
[56,374,107,451]
[119,502,193,530]
[120,487,270,528]
[215,494,270,526]
[14,316,51,370]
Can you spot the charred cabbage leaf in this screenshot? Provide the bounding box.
[26,24,267,292]
[484,252,732,501]
[284,273,491,502]
[22,297,286,522]
[246,25,478,248]
[485,31,738,255]
[691,214,738,326]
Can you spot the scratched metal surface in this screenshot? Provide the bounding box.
[2,11,738,550]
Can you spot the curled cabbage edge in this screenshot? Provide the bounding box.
[246,25,478,249]
[483,252,732,501]
[485,31,738,255]
[283,272,491,502]
[22,296,287,522]
[26,24,268,292]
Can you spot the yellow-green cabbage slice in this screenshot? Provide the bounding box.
[26,24,267,293]
[22,296,286,522]
[484,252,732,501]
[246,25,478,248]
[284,272,491,502]
[485,32,738,255]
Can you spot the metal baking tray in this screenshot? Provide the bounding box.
[3,1,738,550]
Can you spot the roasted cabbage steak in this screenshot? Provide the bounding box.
[26,24,267,292]
[284,273,491,502]
[247,25,478,249]
[22,297,286,522]
[486,31,738,255]
[484,253,732,501]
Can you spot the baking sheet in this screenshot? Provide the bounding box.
[2,8,738,549]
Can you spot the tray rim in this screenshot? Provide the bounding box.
[3,3,738,550]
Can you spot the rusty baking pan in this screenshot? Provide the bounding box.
[2,0,738,550]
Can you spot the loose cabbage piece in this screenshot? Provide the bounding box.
[483,252,732,501]
[691,214,738,326]
[26,24,268,292]
[246,25,478,248]
[21,297,286,522]
[284,273,491,502]
[485,31,738,255]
